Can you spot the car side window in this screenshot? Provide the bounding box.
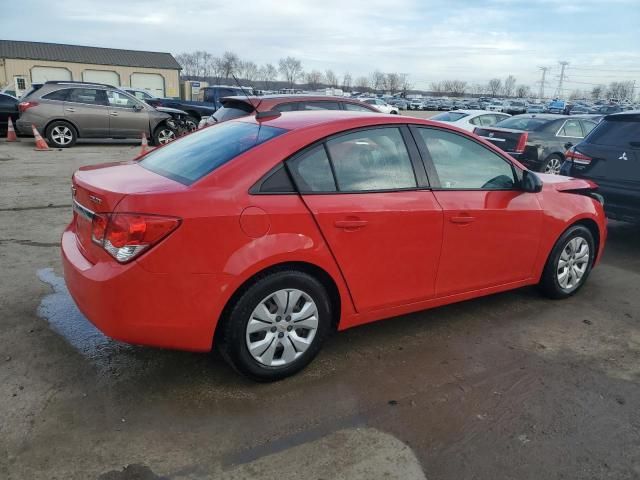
[274,102,299,112]
[287,145,337,192]
[326,128,417,191]
[416,128,516,190]
[107,91,142,108]
[300,101,340,110]
[581,120,597,135]
[67,88,107,106]
[558,119,583,137]
[343,102,373,112]
[42,89,70,101]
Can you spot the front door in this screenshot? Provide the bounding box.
[411,126,543,297]
[287,126,443,312]
[106,90,150,137]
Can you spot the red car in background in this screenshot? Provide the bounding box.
[62,111,607,381]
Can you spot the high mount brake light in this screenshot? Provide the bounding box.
[565,146,593,165]
[91,213,180,263]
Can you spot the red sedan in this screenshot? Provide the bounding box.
[62,111,607,381]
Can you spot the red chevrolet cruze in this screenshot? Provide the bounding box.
[62,110,607,380]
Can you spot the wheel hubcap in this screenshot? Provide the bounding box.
[158,129,175,144]
[246,289,318,367]
[51,126,72,145]
[545,158,562,175]
[557,236,589,290]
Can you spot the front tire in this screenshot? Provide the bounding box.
[46,121,77,148]
[217,270,333,381]
[152,124,176,146]
[539,225,595,299]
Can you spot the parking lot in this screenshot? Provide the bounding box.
[1,135,640,480]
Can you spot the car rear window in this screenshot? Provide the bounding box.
[431,112,469,122]
[213,101,254,122]
[586,117,640,146]
[139,121,287,184]
[494,117,549,131]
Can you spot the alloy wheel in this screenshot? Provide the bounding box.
[557,236,590,290]
[157,129,176,144]
[245,289,318,367]
[51,126,73,146]
[545,157,562,175]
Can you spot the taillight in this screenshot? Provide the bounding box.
[91,213,180,263]
[565,147,592,165]
[18,101,39,112]
[515,132,528,153]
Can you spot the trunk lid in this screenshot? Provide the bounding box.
[71,161,185,263]
[474,126,524,152]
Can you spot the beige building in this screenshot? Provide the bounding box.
[0,40,181,98]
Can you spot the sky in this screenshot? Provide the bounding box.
[2,0,640,93]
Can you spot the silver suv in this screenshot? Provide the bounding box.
[16,81,175,148]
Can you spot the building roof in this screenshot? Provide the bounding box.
[0,40,181,70]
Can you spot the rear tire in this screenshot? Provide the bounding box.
[539,225,595,299]
[541,154,563,175]
[217,270,332,381]
[46,121,77,148]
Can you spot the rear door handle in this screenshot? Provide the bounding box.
[450,216,476,224]
[334,219,368,230]
[109,112,118,116]
[65,108,75,112]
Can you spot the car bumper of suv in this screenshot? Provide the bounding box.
[16,118,36,136]
[61,226,228,352]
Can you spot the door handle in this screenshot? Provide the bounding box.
[65,108,75,112]
[450,216,476,224]
[109,112,118,116]
[334,219,368,230]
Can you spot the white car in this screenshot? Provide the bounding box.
[361,98,399,114]
[486,101,507,112]
[429,110,511,132]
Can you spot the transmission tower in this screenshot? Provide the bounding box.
[555,61,569,98]
[538,66,549,99]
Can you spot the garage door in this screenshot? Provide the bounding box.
[130,73,165,97]
[31,67,72,83]
[82,70,120,86]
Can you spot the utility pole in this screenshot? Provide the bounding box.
[538,66,549,100]
[555,61,569,98]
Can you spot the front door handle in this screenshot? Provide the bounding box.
[109,112,118,116]
[450,216,476,224]
[65,108,75,112]
[334,219,368,230]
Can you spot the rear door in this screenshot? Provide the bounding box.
[106,90,150,137]
[287,126,444,312]
[572,116,640,216]
[412,126,543,296]
[63,88,109,137]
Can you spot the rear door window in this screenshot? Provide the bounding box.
[557,119,583,137]
[343,102,374,112]
[140,121,287,184]
[288,146,337,192]
[67,88,107,106]
[43,89,71,101]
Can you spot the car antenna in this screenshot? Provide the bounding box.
[231,74,279,121]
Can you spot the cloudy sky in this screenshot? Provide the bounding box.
[3,0,640,92]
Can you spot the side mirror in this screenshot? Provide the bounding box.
[521,170,543,193]
[133,104,143,112]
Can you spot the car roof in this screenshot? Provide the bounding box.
[222,95,374,111]
[449,109,507,115]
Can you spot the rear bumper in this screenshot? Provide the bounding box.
[61,226,229,352]
[16,118,35,135]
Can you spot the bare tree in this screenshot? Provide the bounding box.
[488,78,502,97]
[279,56,303,88]
[471,84,486,96]
[369,70,385,91]
[515,85,531,98]
[430,81,444,94]
[259,63,278,90]
[175,52,196,77]
[503,75,516,97]
[591,85,604,101]
[355,76,370,91]
[342,72,352,91]
[237,61,259,85]
[608,81,635,100]
[220,51,239,81]
[384,73,402,94]
[325,69,338,88]
[305,70,324,90]
[399,74,412,96]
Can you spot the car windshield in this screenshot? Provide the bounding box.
[140,121,287,184]
[431,112,469,122]
[494,117,548,131]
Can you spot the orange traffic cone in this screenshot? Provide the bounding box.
[32,124,50,151]
[139,132,150,156]
[6,117,18,142]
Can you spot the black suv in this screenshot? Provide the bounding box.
[562,111,640,222]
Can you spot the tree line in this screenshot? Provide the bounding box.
[175,50,412,94]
